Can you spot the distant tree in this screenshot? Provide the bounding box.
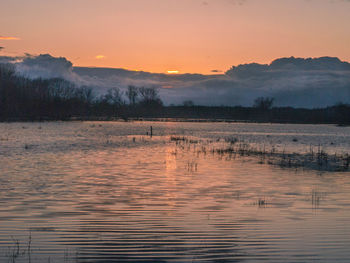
[332,102,350,125]
[76,86,95,104]
[138,87,156,101]
[47,78,76,100]
[182,100,194,107]
[126,85,138,105]
[138,87,163,107]
[253,97,274,110]
[102,88,124,106]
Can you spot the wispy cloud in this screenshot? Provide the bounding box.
[0,36,20,40]
[95,55,106,59]
[211,69,223,73]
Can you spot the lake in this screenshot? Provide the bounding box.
[1,121,350,262]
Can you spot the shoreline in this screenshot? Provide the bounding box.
[0,116,349,126]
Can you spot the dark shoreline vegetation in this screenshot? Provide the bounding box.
[1,63,350,125]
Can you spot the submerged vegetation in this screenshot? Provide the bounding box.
[3,234,78,263]
[170,136,350,172]
[1,63,350,124]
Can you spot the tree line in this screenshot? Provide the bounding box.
[1,63,349,124]
[0,64,162,120]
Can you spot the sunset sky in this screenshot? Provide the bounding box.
[1,0,350,74]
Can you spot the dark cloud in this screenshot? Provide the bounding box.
[1,54,350,108]
[0,55,19,64]
[14,54,81,82]
[73,56,350,108]
[224,57,350,107]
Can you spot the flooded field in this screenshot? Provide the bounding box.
[1,121,350,262]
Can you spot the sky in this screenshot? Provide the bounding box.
[1,0,350,74]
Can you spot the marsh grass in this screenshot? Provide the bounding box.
[311,190,323,209]
[5,234,31,263]
[170,136,350,172]
[170,136,200,144]
[257,197,267,208]
[3,233,80,263]
[186,160,198,173]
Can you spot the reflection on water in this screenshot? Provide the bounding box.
[1,121,350,262]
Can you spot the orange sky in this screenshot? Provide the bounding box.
[1,0,350,74]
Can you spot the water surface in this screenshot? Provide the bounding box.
[1,121,350,262]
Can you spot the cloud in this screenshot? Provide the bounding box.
[1,54,350,108]
[3,54,87,85]
[16,54,74,79]
[0,36,20,40]
[0,55,21,64]
[73,57,350,108]
[223,56,350,107]
[95,55,106,59]
[0,47,4,51]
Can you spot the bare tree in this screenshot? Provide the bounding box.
[138,87,163,107]
[126,85,138,105]
[182,100,194,107]
[138,87,157,101]
[253,97,274,110]
[76,86,94,104]
[102,88,124,106]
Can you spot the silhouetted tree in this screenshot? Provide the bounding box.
[332,102,350,125]
[126,85,138,105]
[253,97,274,110]
[77,86,95,104]
[138,87,163,107]
[183,100,194,107]
[102,88,124,106]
